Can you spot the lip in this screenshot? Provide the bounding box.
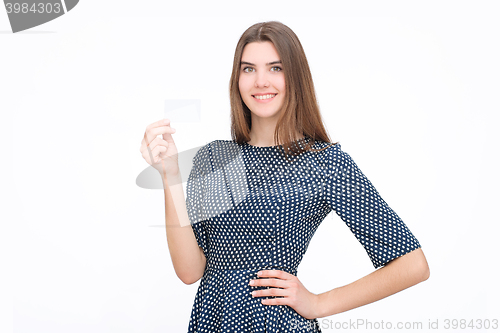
[252,92,278,96]
[252,93,277,103]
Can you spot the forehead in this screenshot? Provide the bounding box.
[241,41,280,63]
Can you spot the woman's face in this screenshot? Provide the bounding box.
[238,41,285,122]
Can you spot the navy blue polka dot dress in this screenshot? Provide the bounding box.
[185,136,421,332]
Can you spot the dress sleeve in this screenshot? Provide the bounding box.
[185,158,210,259]
[323,143,421,268]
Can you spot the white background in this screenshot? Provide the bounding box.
[3,1,499,332]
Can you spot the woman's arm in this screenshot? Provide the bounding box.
[251,145,429,318]
[249,247,429,319]
[315,247,429,318]
[163,172,206,285]
[140,120,206,285]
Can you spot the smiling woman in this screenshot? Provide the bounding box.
[140,20,429,333]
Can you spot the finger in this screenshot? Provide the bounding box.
[147,118,171,133]
[143,119,170,142]
[144,136,168,153]
[143,131,156,166]
[141,128,174,161]
[145,126,176,145]
[144,131,168,165]
[143,144,168,165]
[250,278,287,289]
[152,145,168,163]
[257,270,292,280]
[140,134,168,151]
[252,287,289,298]
[155,143,169,161]
[162,125,176,143]
[260,297,287,305]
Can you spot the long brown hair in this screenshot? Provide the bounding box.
[229,21,337,161]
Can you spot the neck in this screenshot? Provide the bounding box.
[248,128,304,147]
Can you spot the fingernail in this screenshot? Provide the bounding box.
[249,280,254,285]
[257,271,262,276]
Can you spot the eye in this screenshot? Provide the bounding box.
[271,66,282,72]
[242,67,255,73]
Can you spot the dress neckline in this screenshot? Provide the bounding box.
[243,136,310,149]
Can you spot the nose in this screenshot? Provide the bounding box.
[254,71,270,88]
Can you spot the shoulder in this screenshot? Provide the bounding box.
[310,140,342,155]
[307,140,362,178]
[191,139,239,170]
[309,140,343,164]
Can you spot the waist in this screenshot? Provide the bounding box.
[205,264,297,275]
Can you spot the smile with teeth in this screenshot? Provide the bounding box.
[253,93,277,100]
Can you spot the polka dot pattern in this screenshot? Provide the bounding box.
[185,136,421,332]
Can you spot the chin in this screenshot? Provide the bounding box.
[250,109,281,119]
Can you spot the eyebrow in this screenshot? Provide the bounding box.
[240,60,282,66]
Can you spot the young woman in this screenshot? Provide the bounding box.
[140,21,429,333]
